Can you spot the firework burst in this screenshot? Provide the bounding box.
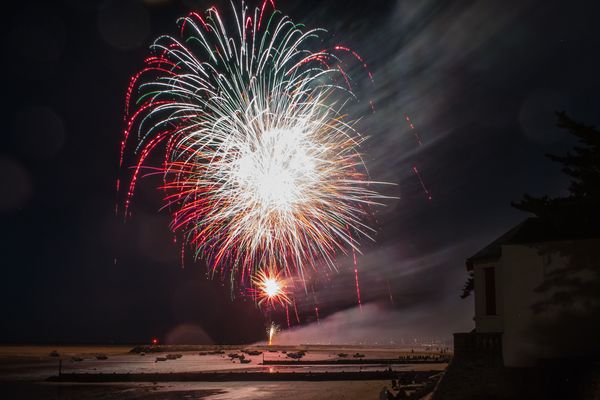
[252,267,291,307]
[119,0,386,292]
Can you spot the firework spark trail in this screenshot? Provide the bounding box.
[285,304,291,328]
[351,246,362,310]
[181,244,186,268]
[343,224,362,309]
[404,115,432,201]
[404,114,423,146]
[412,165,432,200]
[119,0,388,294]
[311,284,320,324]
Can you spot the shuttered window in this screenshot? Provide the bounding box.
[484,267,497,316]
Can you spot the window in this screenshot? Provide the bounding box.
[484,267,497,315]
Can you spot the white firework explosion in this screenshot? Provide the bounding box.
[120,1,387,288]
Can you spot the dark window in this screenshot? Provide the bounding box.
[484,267,497,315]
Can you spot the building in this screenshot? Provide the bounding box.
[455,218,600,367]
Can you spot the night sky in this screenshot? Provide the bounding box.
[2,0,599,345]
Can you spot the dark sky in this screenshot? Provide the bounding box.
[1,0,599,345]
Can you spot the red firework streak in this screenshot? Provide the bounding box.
[311,287,320,324]
[404,115,423,146]
[405,115,432,201]
[344,224,362,310]
[352,246,362,310]
[173,235,186,269]
[412,166,432,201]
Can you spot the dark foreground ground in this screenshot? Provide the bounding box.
[1,382,225,400]
[434,358,600,400]
[1,381,394,400]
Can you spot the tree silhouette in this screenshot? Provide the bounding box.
[461,112,599,299]
[514,113,600,358]
[460,272,474,299]
[512,112,600,226]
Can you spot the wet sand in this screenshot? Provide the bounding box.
[0,345,447,399]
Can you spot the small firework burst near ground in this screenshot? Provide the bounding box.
[267,322,280,346]
[119,0,388,296]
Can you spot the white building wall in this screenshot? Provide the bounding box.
[498,240,599,367]
[498,244,547,367]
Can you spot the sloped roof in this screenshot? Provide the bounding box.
[466,217,600,270]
